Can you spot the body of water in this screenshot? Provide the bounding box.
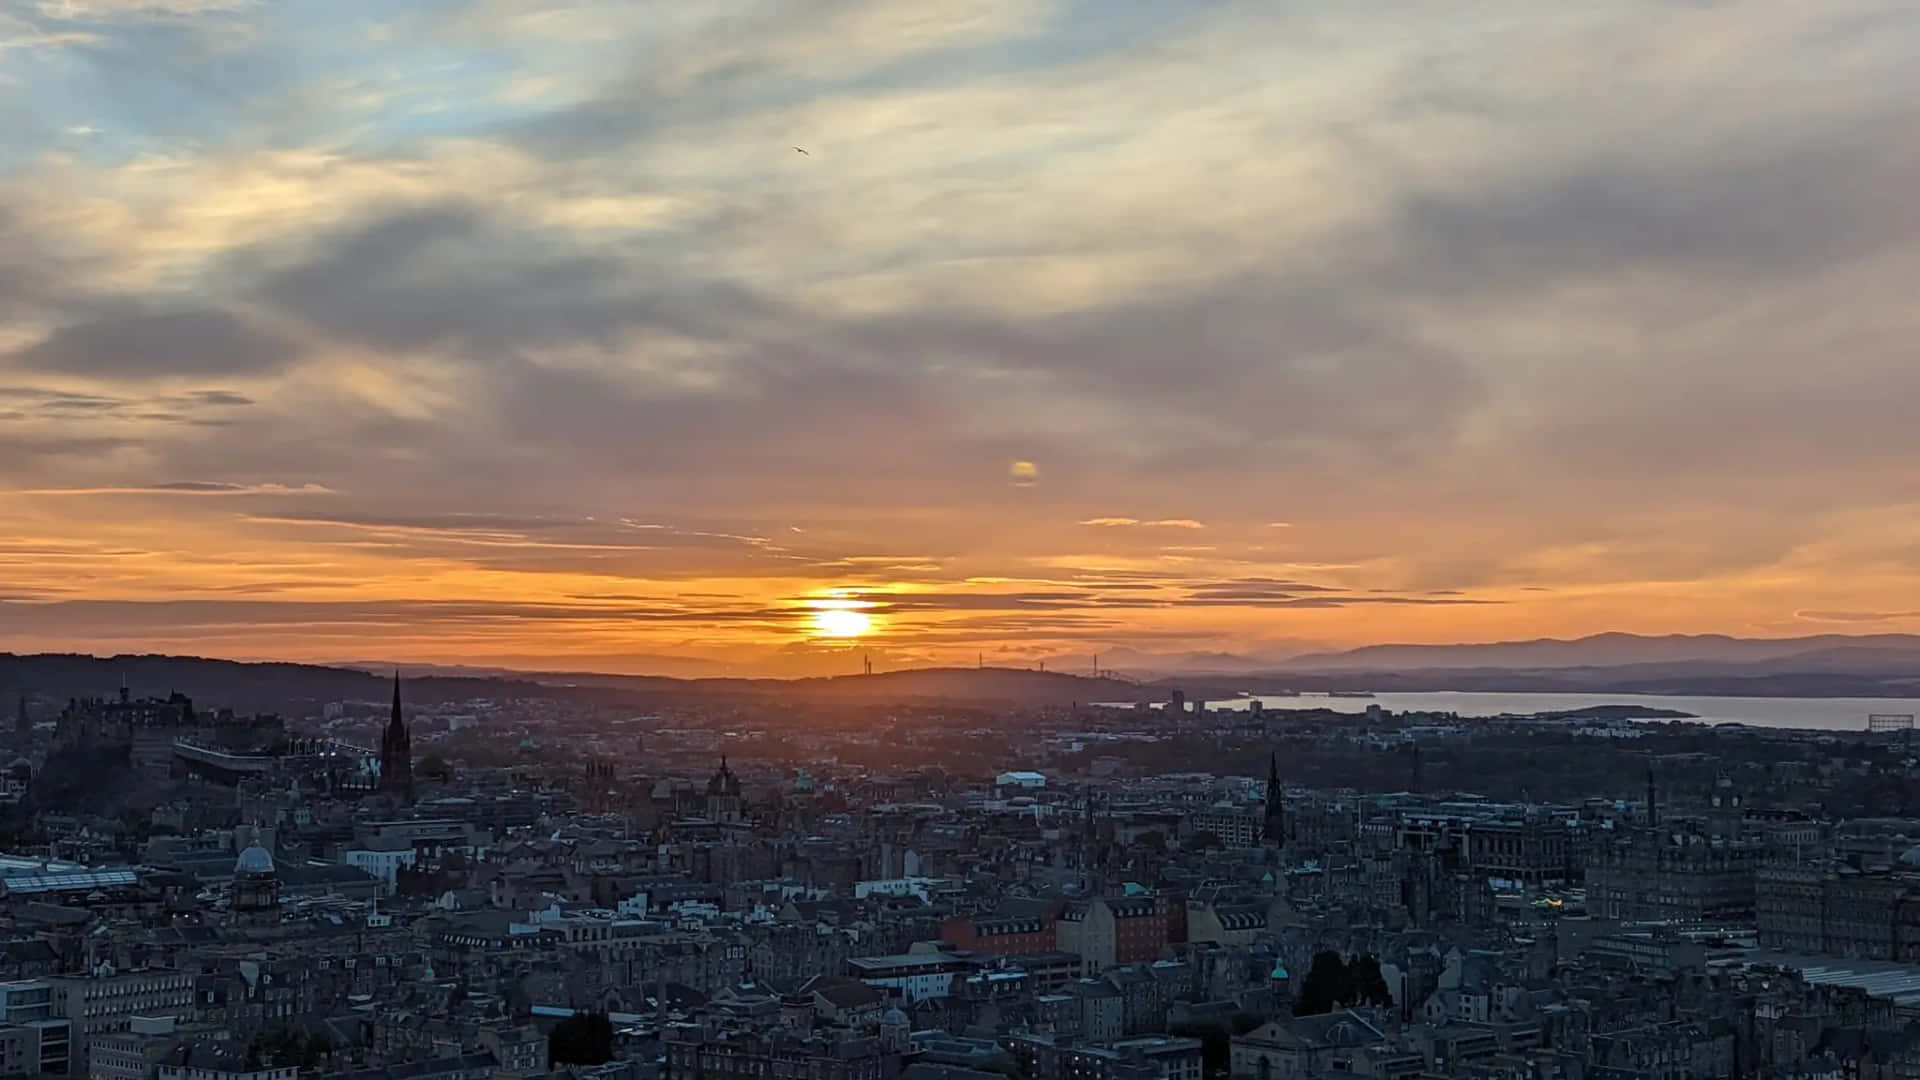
[1204,691,1920,732]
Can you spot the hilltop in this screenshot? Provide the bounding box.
[0,653,1148,713]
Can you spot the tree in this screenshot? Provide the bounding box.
[1294,952,1392,1016]
[1294,951,1349,1016]
[1170,1022,1232,1080]
[1346,954,1393,1008]
[548,1011,615,1066]
[1185,830,1223,852]
[1139,830,1168,854]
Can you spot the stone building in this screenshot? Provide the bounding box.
[1757,864,1912,959]
[231,843,279,921]
[1585,831,1760,921]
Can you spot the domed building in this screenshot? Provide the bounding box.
[233,842,278,917]
[879,1006,910,1052]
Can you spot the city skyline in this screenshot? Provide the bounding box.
[5,1,1920,675]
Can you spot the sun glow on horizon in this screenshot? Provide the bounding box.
[807,594,876,638]
[811,607,874,638]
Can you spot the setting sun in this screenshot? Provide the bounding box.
[811,607,873,638]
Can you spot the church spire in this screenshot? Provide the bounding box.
[1263,751,1285,847]
[382,671,413,802]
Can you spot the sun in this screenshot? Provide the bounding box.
[812,607,873,638]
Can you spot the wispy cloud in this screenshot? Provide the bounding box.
[13,482,331,496]
[37,0,256,19]
[1796,610,1920,624]
[1079,518,1206,529]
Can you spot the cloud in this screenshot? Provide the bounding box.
[1179,595,1502,609]
[0,28,98,52]
[8,310,299,379]
[838,589,1167,614]
[13,481,330,496]
[1079,518,1206,529]
[38,0,256,16]
[2,0,1920,666]
[1795,610,1920,624]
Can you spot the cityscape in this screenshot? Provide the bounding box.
[7,0,1920,1078]
[0,656,1913,1079]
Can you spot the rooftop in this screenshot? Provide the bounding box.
[847,953,972,972]
[1732,950,1920,1006]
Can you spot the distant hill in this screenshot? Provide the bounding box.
[763,666,1144,704]
[0,653,1148,714]
[1278,632,1920,672]
[1038,645,1319,678]
[1158,633,1920,699]
[0,653,551,713]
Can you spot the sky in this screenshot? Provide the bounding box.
[2,0,1920,676]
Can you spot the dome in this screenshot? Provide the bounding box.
[235,843,276,876]
[881,1007,910,1028]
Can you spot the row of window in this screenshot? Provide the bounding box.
[80,978,192,1000]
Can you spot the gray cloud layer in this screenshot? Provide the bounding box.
[3,0,1920,666]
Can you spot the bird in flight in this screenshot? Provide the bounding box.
[793,146,810,156]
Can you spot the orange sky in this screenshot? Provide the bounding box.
[4,1,1920,675]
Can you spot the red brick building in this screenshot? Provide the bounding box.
[1058,896,1172,973]
[941,913,1057,956]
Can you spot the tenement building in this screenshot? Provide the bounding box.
[1757,864,1914,960]
[1585,830,1761,921]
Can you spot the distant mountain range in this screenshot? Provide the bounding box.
[6,633,1920,717]
[1277,632,1920,672]
[1208,633,1920,699]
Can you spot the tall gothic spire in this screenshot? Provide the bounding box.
[1263,751,1285,847]
[382,671,413,802]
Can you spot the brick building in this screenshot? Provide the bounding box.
[940,914,1056,957]
[1058,897,1171,975]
